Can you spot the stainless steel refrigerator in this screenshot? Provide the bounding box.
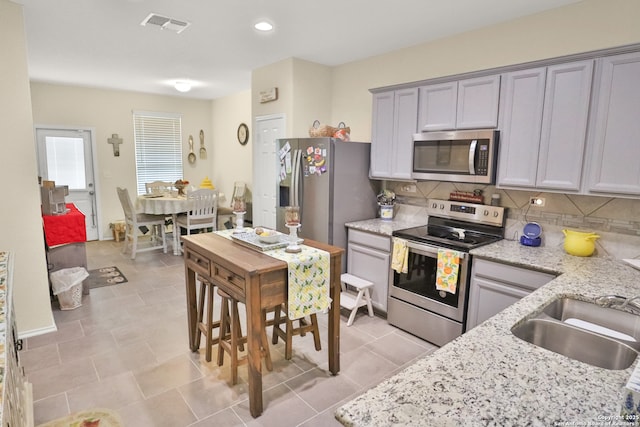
[276,138,378,252]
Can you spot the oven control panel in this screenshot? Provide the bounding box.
[427,199,505,227]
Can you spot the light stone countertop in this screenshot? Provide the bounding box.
[335,239,640,426]
[345,217,427,236]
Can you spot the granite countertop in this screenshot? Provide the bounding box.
[335,240,640,426]
[345,217,427,236]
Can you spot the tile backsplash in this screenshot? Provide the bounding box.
[387,180,640,260]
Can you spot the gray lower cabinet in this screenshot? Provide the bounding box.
[346,229,391,313]
[587,51,640,196]
[466,258,556,330]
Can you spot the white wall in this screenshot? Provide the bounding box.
[330,0,640,141]
[30,83,213,239]
[210,90,252,204]
[0,0,55,336]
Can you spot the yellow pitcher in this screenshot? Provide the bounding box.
[562,229,600,257]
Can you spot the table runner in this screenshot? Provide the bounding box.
[42,203,86,247]
[215,230,330,320]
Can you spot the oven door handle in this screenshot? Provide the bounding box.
[406,241,467,259]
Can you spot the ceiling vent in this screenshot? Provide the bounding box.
[140,13,191,34]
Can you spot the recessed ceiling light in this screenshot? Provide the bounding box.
[254,21,273,32]
[174,81,192,92]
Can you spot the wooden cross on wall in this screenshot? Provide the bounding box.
[108,134,123,157]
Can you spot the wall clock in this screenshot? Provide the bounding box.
[237,123,249,145]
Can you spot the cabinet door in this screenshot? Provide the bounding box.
[418,82,457,131]
[391,88,418,180]
[587,52,640,195]
[370,89,417,180]
[370,91,395,178]
[536,61,593,191]
[456,75,500,129]
[466,276,531,330]
[497,68,546,187]
[347,242,391,313]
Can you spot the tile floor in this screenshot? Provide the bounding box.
[23,239,438,426]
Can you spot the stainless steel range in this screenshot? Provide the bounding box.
[388,199,505,346]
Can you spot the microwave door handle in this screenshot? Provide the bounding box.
[468,139,477,174]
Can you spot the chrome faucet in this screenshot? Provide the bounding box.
[595,295,640,313]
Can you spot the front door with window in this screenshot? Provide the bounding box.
[36,128,99,241]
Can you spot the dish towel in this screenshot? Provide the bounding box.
[435,248,460,294]
[391,237,409,274]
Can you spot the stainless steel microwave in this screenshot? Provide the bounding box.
[412,129,499,184]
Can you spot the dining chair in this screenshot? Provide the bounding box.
[116,187,167,259]
[145,180,174,195]
[175,189,218,244]
[217,181,247,229]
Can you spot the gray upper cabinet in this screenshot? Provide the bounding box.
[537,61,593,190]
[418,75,500,131]
[586,52,640,196]
[418,82,457,131]
[497,68,546,188]
[498,61,593,191]
[456,75,501,129]
[370,88,418,180]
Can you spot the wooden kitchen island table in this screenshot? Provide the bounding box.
[181,232,343,418]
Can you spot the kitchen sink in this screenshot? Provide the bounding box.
[511,297,640,370]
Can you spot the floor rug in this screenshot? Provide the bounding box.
[37,408,123,427]
[86,266,127,289]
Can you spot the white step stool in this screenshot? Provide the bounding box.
[340,273,374,326]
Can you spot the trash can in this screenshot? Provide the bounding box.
[50,267,89,310]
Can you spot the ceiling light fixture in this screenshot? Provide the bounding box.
[254,21,273,32]
[174,81,192,92]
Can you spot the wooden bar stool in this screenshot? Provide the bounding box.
[217,288,272,385]
[271,303,321,360]
[194,278,223,362]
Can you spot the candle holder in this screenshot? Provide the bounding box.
[232,196,247,233]
[233,211,246,233]
[285,206,300,226]
[285,223,302,253]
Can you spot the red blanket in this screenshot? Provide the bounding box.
[43,203,87,247]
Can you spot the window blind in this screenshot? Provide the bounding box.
[133,110,183,195]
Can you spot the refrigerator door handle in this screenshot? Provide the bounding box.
[291,149,302,207]
[289,149,297,207]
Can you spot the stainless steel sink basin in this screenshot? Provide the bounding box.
[511,297,640,370]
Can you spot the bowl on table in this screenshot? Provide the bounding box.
[255,228,281,244]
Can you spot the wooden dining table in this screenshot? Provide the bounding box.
[181,232,343,418]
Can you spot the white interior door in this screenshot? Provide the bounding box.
[253,114,285,229]
[36,128,99,241]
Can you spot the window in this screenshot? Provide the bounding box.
[133,110,183,195]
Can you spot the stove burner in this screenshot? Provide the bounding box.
[393,220,504,251]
